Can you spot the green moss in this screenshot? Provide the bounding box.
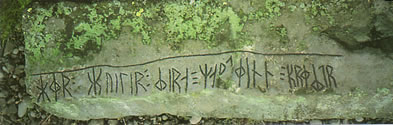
[123,15,152,44]
[227,8,244,39]
[271,25,289,44]
[377,88,390,96]
[312,26,320,32]
[25,2,120,69]
[0,0,31,41]
[162,0,246,48]
[296,40,308,51]
[248,0,286,20]
[265,0,285,19]
[55,2,72,16]
[216,77,233,89]
[288,5,297,12]
[24,7,55,63]
[68,4,109,50]
[299,0,354,28]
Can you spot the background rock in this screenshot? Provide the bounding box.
[324,0,393,53]
[17,100,28,117]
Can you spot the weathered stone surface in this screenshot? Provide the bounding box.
[17,100,28,117]
[24,0,393,121]
[324,0,393,51]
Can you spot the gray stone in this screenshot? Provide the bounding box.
[3,39,15,57]
[108,120,118,125]
[151,118,157,124]
[324,0,393,52]
[17,100,28,117]
[12,49,18,55]
[157,117,161,122]
[0,71,4,81]
[163,121,172,125]
[162,115,168,121]
[0,98,6,109]
[131,120,138,125]
[14,65,24,75]
[29,111,36,118]
[1,66,9,74]
[371,1,393,53]
[325,1,373,49]
[0,92,7,98]
[286,122,295,125]
[374,0,393,38]
[329,120,340,125]
[6,98,15,104]
[190,116,202,124]
[343,119,349,124]
[18,46,24,52]
[355,117,364,122]
[5,104,17,114]
[310,120,322,125]
[88,119,104,125]
[143,120,151,125]
[18,78,25,87]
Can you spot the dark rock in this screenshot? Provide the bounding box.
[0,71,4,81]
[108,120,118,125]
[5,104,17,114]
[324,1,373,50]
[367,0,393,53]
[325,1,393,52]
[12,49,18,55]
[7,98,15,104]
[329,119,340,125]
[0,98,6,109]
[0,92,7,98]
[14,65,24,75]
[18,78,25,87]
[310,120,323,125]
[29,111,36,118]
[88,119,104,125]
[18,46,24,52]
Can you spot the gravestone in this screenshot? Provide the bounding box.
[24,0,393,121]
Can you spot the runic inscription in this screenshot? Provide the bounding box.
[31,51,342,102]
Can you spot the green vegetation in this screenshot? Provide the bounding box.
[122,9,152,44]
[24,1,158,68]
[69,4,108,50]
[297,0,354,26]
[0,0,32,51]
[248,0,286,20]
[265,0,286,19]
[24,0,359,69]
[162,0,245,48]
[24,7,55,64]
[377,88,390,96]
[17,0,360,67]
[271,25,289,44]
[24,0,252,68]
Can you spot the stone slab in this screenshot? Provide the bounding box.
[23,0,393,121]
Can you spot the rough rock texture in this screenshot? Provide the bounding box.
[324,0,393,52]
